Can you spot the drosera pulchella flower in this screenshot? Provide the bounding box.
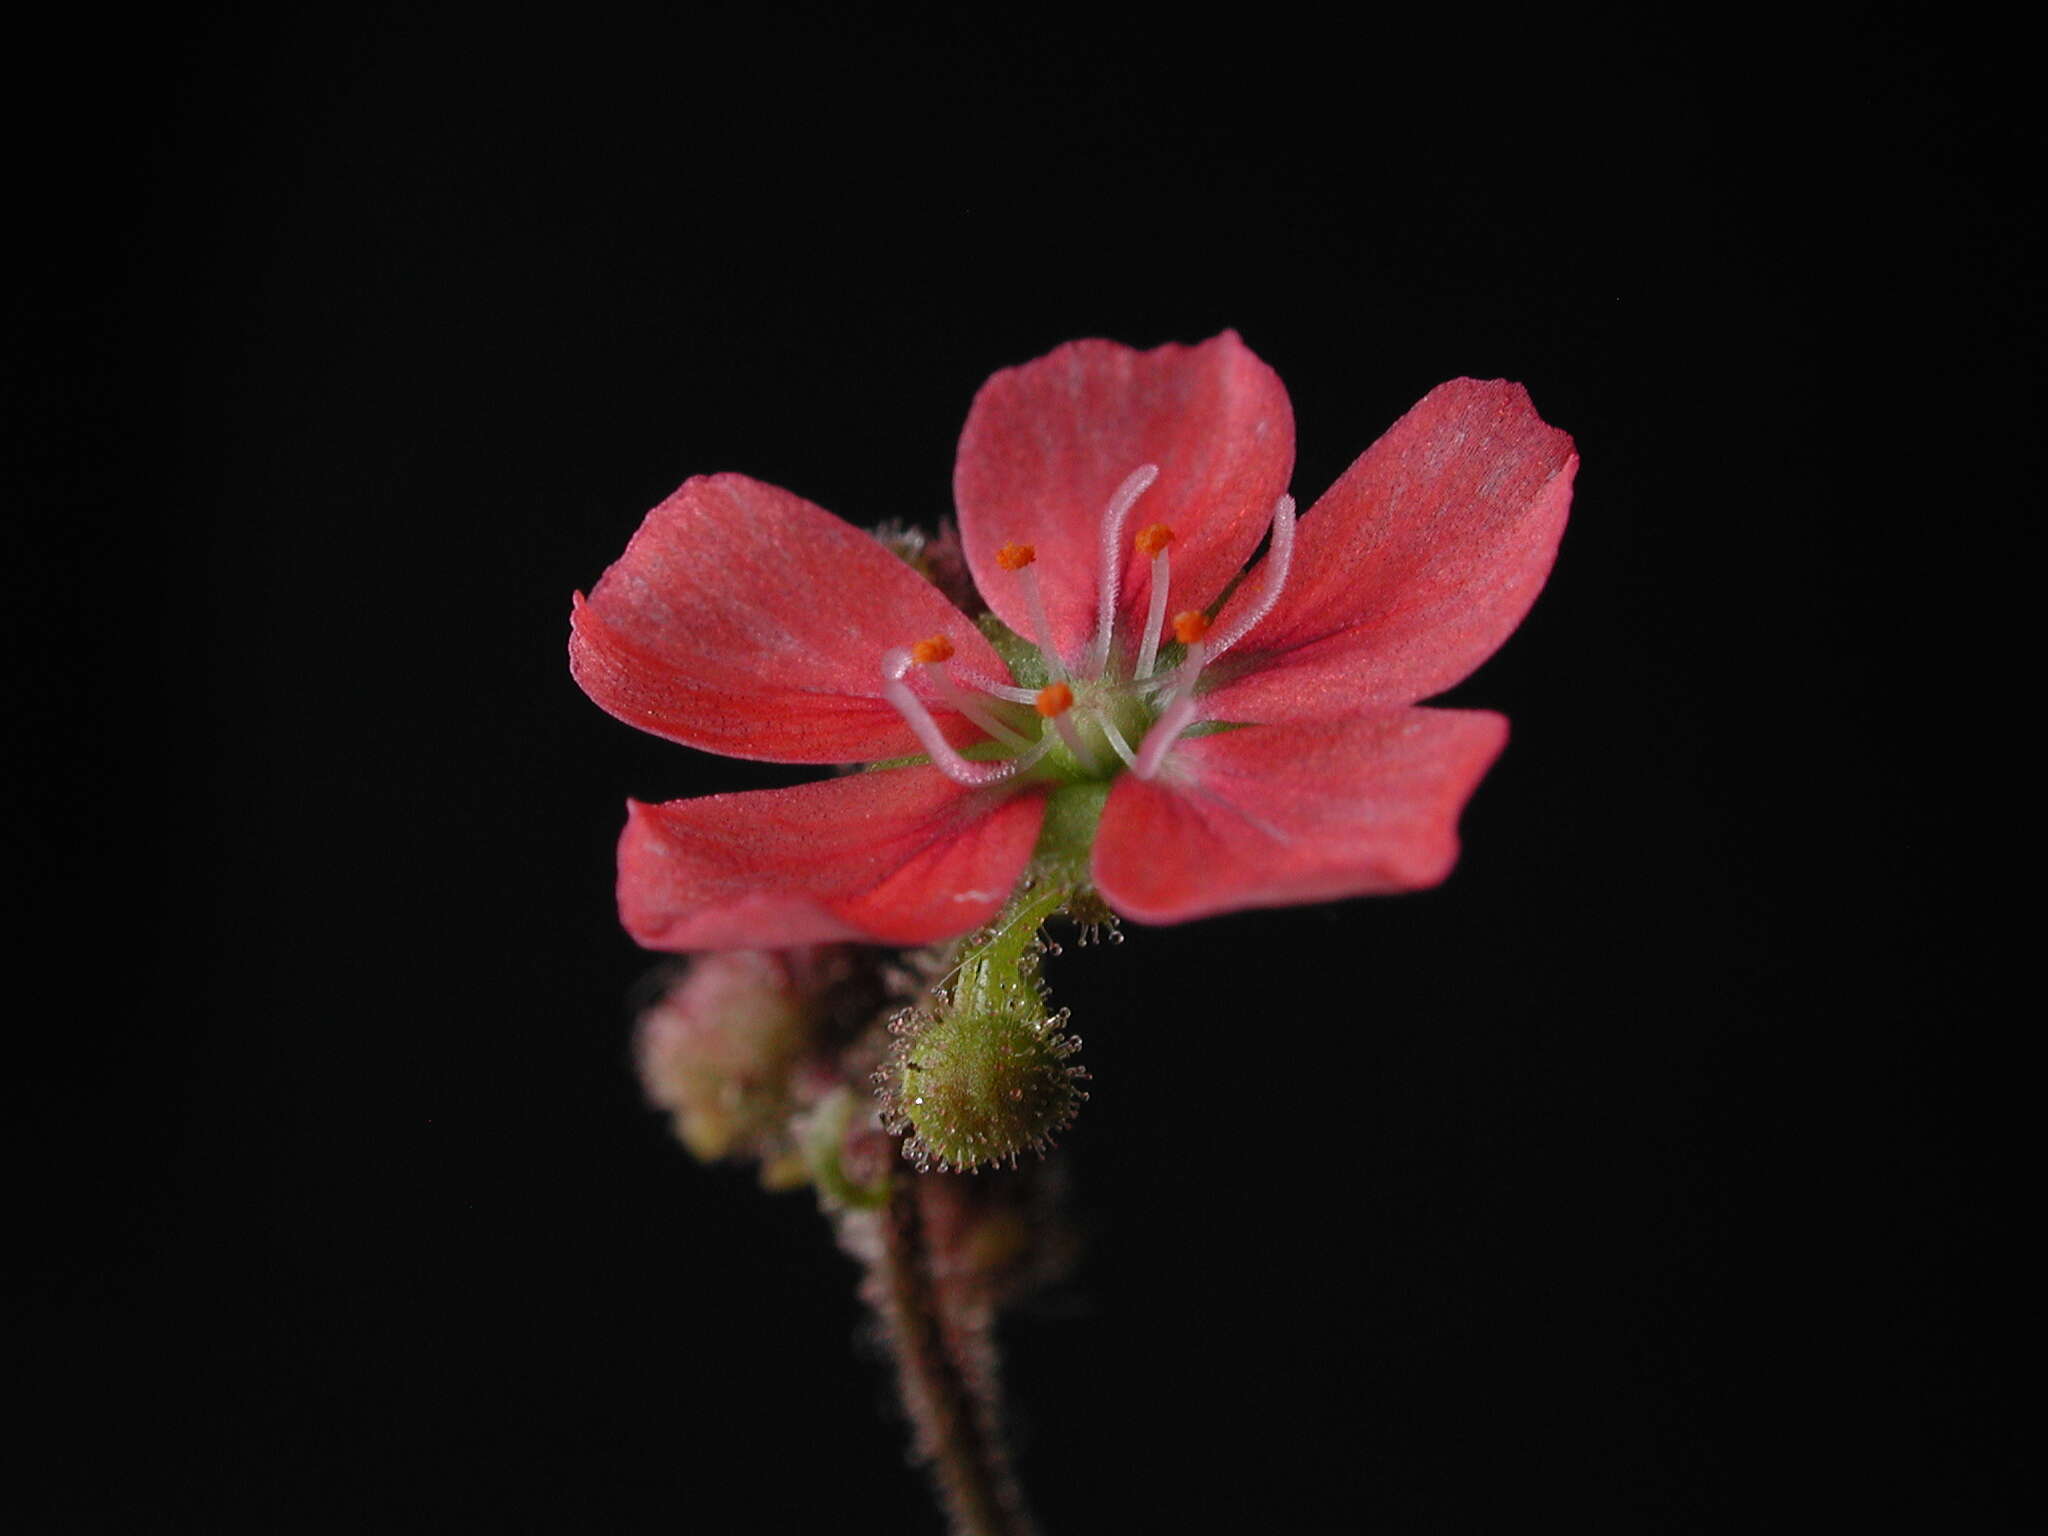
[569,331,1575,948]
[579,334,1579,1534]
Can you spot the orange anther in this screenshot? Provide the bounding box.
[1034,682,1074,717]
[910,634,955,665]
[995,541,1037,571]
[1172,610,1212,645]
[1133,523,1175,558]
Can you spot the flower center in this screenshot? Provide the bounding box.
[880,466,1296,789]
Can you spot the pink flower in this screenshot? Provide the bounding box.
[570,332,1575,950]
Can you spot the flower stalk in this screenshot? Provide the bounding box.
[859,1171,1037,1536]
[949,878,1070,1007]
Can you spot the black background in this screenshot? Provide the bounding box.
[9,6,2026,1531]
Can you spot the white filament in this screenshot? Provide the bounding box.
[1133,547,1171,681]
[1132,640,1206,780]
[950,667,1042,707]
[1016,564,1068,681]
[928,663,1032,747]
[881,650,1029,787]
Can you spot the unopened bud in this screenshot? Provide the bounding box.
[873,518,977,612]
[635,949,848,1179]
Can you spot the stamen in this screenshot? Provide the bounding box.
[1133,612,1219,780]
[905,634,1030,745]
[1089,464,1160,673]
[1132,635,1206,781]
[1036,681,1097,774]
[1127,494,1293,700]
[1133,524,1175,682]
[880,649,1029,787]
[998,542,1067,681]
[953,671,1044,706]
[1203,493,1296,661]
[934,670,1033,748]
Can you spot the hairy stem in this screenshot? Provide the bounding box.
[948,879,1068,1015]
[871,1174,1035,1536]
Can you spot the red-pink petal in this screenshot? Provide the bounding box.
[1201,380,1575,723]
[619,767,1046,950]
[1092,709,1508,924]
[570,474,1011,764]
[954,332,1294,665]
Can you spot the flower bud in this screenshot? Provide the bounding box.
[635,949,849,1181]
[872,517,977,613]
